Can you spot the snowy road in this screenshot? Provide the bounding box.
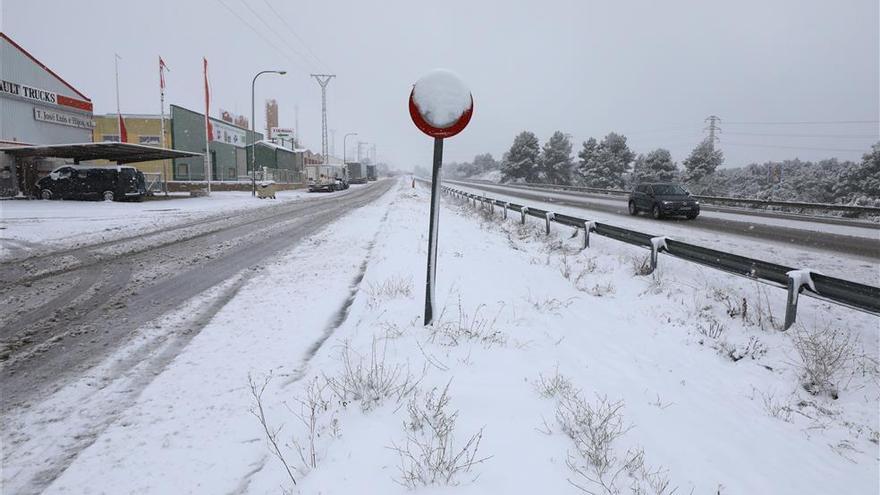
[0,180,393,493]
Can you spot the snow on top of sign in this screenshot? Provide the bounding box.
[412,69,472,128]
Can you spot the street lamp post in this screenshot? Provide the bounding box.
[251,70,286,196]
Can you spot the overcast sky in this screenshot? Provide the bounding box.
[3,0,878,170]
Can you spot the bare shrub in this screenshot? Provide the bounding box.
[744,283,780,331]
[586,282,616,297]
[527,293,575,314]
[287,377,334,473]
[697,319,725,341]
[367,275,413,308]
[430,298,506,347]
[720,336,767,362]
[324,337,420,411]
[758,390,793,423]
[248,374,298,487]
[536,369,574,399]
[391,383,489,488]
[631,254,652,277]
[557,392,631,485]
[559,253,573,280]
[792,324,856,398]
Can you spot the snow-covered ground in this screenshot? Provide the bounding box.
[6,177,875,494]
[448,182,880,287]
[0,187,353,260]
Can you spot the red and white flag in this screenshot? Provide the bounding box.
[118,114,128,143]
[203,57,213,142]
[159,56,169,90]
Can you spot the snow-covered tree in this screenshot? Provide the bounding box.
[683,139,724,183]
[632,148,677,183]
[835,142,880,202]
[539,131,573,184]
[575,133,634,188]
[473,153,499,174]
[501,131,540,183]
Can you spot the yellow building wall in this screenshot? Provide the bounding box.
[92,115,173,177]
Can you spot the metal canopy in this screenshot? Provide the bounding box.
[0,142,202,164]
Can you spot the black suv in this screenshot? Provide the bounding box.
[628,183,700,219]
[37,165,147,202]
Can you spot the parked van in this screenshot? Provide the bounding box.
[36,165,147,202]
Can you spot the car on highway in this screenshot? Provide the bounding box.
[37,165,147,202]
[628,182,700,219]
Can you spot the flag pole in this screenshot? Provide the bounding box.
[114,53,122,140]
[159,57,169,196]
[203,58,212,195]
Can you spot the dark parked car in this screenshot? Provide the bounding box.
[628,183,700,219]
[37,165,147,202]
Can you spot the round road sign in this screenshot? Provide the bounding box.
[409,69,473,139]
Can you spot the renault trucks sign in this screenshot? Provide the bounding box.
[1,79,93,112]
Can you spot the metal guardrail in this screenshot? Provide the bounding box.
[463,180,880,216]
[440,184,880,329]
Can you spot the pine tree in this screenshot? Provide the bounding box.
[575,133,634,188]
[683,138,723,183]
[501,131,540,183]
[633,148,677,183]
[539,131,573,184]
[835,142,880,202]
[473,153,498,173]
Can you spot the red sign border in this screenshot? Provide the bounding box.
[409,88,473,139]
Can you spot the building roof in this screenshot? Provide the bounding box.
[0,32,91,102]
[0,142,201,164]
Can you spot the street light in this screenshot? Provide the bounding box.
[251,70,286,196]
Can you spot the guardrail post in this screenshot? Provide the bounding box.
[503,202,509,220]
[490,200,495,214]
[583,220,596,249]
[545,212,555,235]
[649,236,668,274]
[521,207,529,224]
[783,270,816,330]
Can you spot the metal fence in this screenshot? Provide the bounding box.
[441,184,880,329]
[461,180,880,217]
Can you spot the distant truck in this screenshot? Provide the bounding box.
[346,162,368,184]
[306,164,347,192]
[366,164,377,181]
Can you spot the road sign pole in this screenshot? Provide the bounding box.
[424,137,443,325]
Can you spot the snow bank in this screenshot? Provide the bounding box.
[412,69,472,128]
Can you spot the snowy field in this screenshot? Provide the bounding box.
[8,177,877,494]
[0,187,354,260]
[448,182,880,287]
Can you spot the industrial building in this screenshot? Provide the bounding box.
[93,114,171,178]
[170,104,304,184]
[1,32,95,196]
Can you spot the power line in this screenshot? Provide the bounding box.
[235,0,316,70]
[724,142,867,153]
[261,0,330,72]
[214,0,302,70]
[725,131,877,139]
[724,120,879,125]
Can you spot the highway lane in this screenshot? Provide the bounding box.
[448,180,880,260]
[458,180,880,231]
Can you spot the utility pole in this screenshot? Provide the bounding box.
[294,104,300,148]
[330,129,336,159]
[704,115,721,150]
[310,74,336,164]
